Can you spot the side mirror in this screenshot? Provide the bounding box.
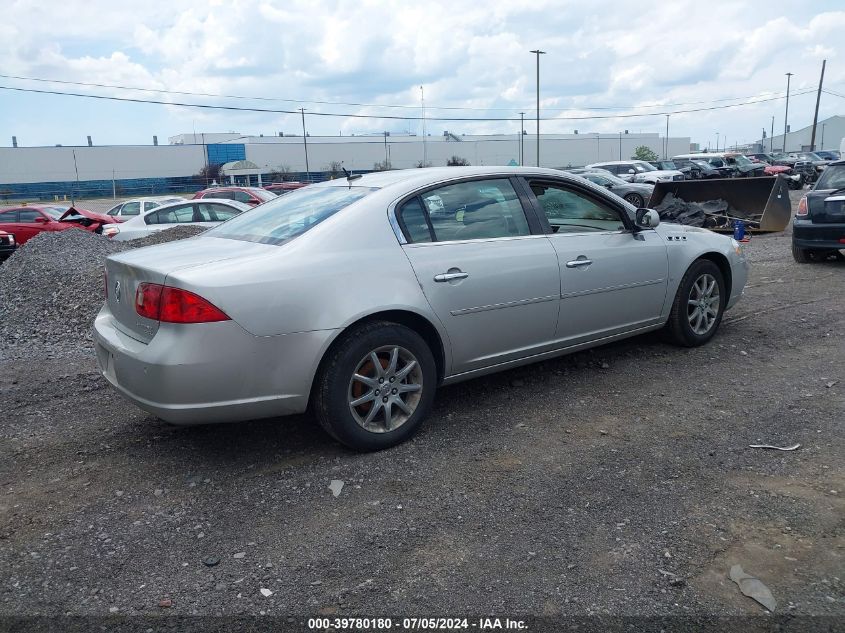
[34,216,49,224]
[604,182,614,189]
[627,169,636,174]
[635,208,660,229]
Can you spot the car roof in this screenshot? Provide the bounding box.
[313,166,586,192]
[587,160,637,166]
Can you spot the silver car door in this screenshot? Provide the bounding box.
[524,178,668,345]
[396,178,560,375]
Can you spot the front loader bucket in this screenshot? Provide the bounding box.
[648,176,792,232]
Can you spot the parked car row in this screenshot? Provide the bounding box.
[0,186,288,247]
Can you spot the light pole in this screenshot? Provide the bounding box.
[716,132,719,152]
[420,86,427,167]
[664,114,670,159]
[783,72,793,152]
[300,108,309,180]
[383,132,389,166]
[519,112,525,165]
[770,116,775,153]
[820,123,826,150]
[530,49,546,167]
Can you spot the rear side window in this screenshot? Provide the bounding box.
[232,191,254,203]
[397,198,433,243]
[0,210,18,222]
[815,165,845,190]
[19,210,43,222]
[416,179,529,242]
[146,204,196,224]
[207,186,377,245]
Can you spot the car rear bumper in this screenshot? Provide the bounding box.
[93,305,338,425]
[793,220,845,250]
[728,254,750,310]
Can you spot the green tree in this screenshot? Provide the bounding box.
[632,146,659,161]
[373,160,393,171]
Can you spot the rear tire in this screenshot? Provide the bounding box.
[665,259,726,347]
[792,243,813,263]
[313,321,437,451]
[623,193,645,207]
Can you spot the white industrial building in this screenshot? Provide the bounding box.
[754,114,844,154]
[0,130,693,202]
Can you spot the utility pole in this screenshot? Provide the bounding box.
[716,132,719,153]
[820,123,826,149]
[783,72,793,152]
[619,132,622,160]
[300,108,310,180]
[530,49,546,167]
[664,115,670,159]
[809,60,826,151]
[420,86,427,167]
[771,116,775,153]
[519,112,525,165]
[383,132,389,165]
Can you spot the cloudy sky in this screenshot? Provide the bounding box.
[1,0,844,149]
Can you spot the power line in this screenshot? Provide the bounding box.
[0,72,815,113]
[0,84,818,122]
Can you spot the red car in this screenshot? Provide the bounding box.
[192,186,276,207]
[0,204,113,246]
[264,182,307,194]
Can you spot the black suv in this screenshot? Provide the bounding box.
[792,159,845,262]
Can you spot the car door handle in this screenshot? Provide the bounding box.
[565,258,593,268]
[434,271,469,282]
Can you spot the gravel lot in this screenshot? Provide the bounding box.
[0,190,842,627]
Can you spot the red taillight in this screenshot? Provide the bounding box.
[134,283,229,324]
[796,196,808,217]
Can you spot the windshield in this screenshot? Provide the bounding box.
[633,162,656,172]
[691,160,712,169]
[798,153,822,161]
[42,206,67,219]
[655,161,677,170]
[207,185,378,245]
[731,155,753,166]
[814,164,845,191]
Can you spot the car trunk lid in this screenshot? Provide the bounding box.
[104,236,276,343]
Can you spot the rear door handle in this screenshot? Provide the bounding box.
[434,271,469,282]
[566,258,593,268]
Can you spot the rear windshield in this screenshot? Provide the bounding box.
[207,185,377,245]
[814,164,845,191]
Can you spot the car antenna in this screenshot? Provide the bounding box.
[342,165,362,185]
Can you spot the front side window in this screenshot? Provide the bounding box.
[413,179,529,242]
[121,201,141,216]
[106,203,123,216]
[530,182,625,233]
[196,203,242,222]
[207,185,377,245]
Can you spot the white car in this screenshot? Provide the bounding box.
[102,199,250,241]
[586,160,685,184]
[105,196,187,219]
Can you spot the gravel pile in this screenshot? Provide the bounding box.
[0,226,207,360]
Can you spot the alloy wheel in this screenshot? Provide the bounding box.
[687,273,720,335]
[347,345,423,433]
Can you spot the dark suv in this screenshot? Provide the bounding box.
[792,159,845,262]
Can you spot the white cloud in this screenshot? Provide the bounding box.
[0,0,843,147]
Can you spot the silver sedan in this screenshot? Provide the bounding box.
[102,199,250,241]
[94,167,749,451]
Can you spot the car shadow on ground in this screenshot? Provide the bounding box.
[140,329,670,464]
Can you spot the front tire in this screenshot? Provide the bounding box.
[665,259,726,347]
[313,321,437,451]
